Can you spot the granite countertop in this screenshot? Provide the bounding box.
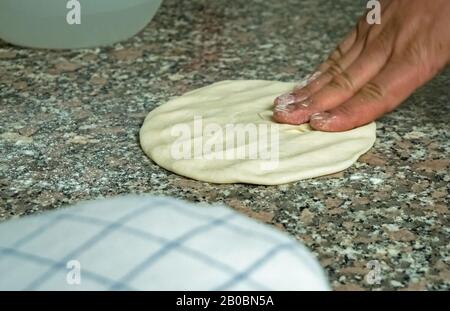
[0,0,449,290]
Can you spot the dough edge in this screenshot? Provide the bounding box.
[140,80,376,185]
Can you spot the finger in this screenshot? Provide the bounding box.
[274,1,396,120]
[310,11,392,94]
[287,14,387,102]
[274,40,364,108]
[273,25,362,107]
[317,28,358,74]
[273,27,395,125]
[309,57,435,132]
[304,39,365,95]
[309,28,395,110]
[313,0,396,83]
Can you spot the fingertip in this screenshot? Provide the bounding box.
[272,106,310,125]
[309,112,333,131]
[272,112,302,125]
[309,112,353,132]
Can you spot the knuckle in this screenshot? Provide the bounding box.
[326,62,344,78]
[356,16,368,40]
[359,82,385,102]
[372,30,393,58]
[331,48,343,61]
[325,53,340,67]
[366,25,380,44]
[403,41,432,73]
[329,71,355,92]
[392,40,435,80]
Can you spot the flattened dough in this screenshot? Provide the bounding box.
[140,80,376,185]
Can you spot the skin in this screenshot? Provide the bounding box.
[273,0,450,132]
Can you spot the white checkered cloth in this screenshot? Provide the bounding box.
[0,195,330,290]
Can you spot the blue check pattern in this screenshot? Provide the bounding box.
[0,196,327,291]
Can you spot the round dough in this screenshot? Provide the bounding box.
[140,80,376,185]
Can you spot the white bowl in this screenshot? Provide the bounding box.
[0,0,162,49]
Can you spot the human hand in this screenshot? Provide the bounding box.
[273,0,450,131]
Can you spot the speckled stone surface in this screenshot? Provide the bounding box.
[0,0,449,290]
